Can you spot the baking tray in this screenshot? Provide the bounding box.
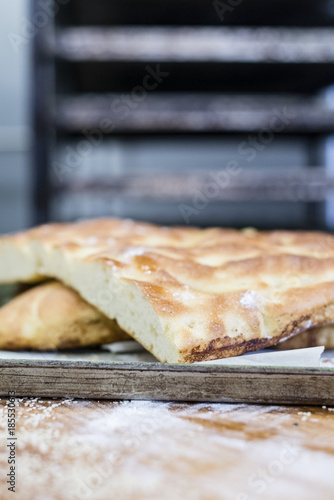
[0,347,333,405]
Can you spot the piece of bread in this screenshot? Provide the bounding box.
[275,324,334,350]
[0,281,129,350]
[1,218,334,362]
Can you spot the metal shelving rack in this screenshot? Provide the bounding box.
[32,0,334,228]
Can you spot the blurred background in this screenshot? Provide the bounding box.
[2,0,334,234]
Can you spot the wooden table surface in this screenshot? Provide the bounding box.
[0,398,334,500]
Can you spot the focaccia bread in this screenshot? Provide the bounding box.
[1,218,334,363]
[0,281,129,350]
[275,324,334,350]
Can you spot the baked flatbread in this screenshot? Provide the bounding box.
[0,281,128,350]
[1,218,334,362]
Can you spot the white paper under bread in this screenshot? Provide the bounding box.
[196,346,325,367]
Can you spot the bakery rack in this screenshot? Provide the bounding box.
[32,0,334,228]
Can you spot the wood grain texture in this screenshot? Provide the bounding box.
[0,360,334,405]
[0,398,334,500]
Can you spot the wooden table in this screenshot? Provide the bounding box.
[1,398,334,500]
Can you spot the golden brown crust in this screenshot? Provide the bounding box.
[0,281,129,350]
[2,218,334,362]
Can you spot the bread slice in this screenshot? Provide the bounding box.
[1,218,334,362]
[0,281,129,350]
